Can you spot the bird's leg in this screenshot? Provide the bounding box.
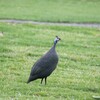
[45,77,47,85]
[41,78,43,84]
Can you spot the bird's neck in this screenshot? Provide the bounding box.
[53,43,57,48]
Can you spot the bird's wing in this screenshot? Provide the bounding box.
[30,54,58,76]
[30,59,43,76]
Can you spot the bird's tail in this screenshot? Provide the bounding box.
[27,75,37,84]
[27,79,30,84]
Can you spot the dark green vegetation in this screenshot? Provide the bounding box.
[0,0,100,23]
[0,22,100,100]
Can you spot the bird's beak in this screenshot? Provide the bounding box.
[58,37,61,41]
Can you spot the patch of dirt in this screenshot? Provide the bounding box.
[0,19,100,28]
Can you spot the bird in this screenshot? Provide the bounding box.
[27,36,61,85]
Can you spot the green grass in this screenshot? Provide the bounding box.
[0,22,100,100]
[0,0,100,23]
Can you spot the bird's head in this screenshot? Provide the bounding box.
[54,36,61,44]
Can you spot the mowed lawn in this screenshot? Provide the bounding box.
[0,0,100,23]
[0,22,100,100]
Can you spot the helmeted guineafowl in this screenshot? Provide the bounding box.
[27,36,61,85]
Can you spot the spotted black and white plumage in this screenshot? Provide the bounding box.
[27,36,61,85]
